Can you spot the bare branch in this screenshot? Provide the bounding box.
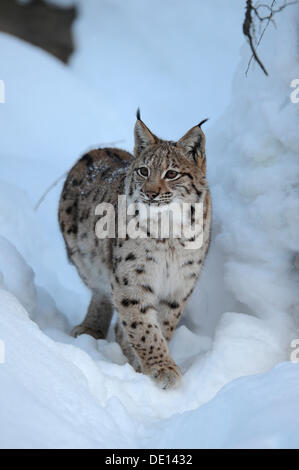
[34,171,67,211]
[243,0,297,76]
[34,139,125,211]
[243,0,269,75]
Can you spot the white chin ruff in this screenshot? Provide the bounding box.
[138,200,184,225]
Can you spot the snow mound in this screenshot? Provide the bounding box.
[149,362,299,449]
[0,235,36,315]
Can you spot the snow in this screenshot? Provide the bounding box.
[70,0,245,142]
[149,362,299,449]
[0,0,299,449]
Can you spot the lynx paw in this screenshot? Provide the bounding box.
[70,324,105,340]
[149,363,182,390]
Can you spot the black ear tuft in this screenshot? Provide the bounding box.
[198,118,209,128]
[177,122,207,162]
[134,112,159,156]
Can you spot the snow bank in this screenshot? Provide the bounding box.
[204,4,299,343]
[149,362,299,449]
[0,0,298,449]
[1,285,298,448]
[0,235,36,315]
[0,289,133,448]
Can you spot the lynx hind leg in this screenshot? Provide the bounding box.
[71,291,113,340]
[114,320,142,373]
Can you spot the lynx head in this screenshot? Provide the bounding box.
[125,110,208,208]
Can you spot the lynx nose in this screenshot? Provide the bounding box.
[145,190,159,200]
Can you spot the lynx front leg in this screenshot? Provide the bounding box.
[71,290,113,340]
[159,297,191,342]
[113,290,182,390]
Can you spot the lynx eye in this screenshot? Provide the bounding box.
[164,170,179,180]
[137,167,149,178]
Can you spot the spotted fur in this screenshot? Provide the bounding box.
[58,113,212,389]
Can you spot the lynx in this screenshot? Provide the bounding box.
[58,111,211,389]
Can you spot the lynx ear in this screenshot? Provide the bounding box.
[177,119,208,162]
[134,109,159,156]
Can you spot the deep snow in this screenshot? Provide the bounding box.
[0,0,298,448]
